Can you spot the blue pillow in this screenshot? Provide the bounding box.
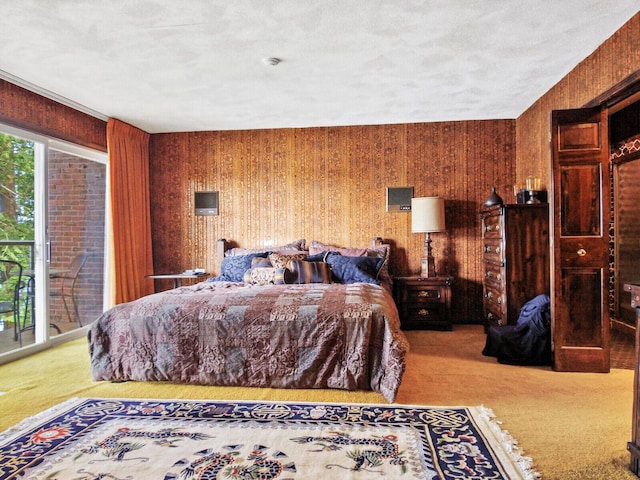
[325,252,383,284]
[209,252,269,282]
[306,251,330,262]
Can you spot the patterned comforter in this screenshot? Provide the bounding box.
[88,281,409,401]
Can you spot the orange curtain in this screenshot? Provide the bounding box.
[107,118,155,304]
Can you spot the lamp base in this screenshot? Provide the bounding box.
[420,255,437,277]
[420,232,438,277]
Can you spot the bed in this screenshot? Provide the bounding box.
[88,239,409,402]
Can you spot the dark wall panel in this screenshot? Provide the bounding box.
[0,79,106,151]
[149,120,516,324]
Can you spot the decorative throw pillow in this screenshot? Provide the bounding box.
[366,244,391,284]
[243,267,278,285]
[309,241,391,285]
[274,267,290,285]
[325,253,383,285]
[213,252,269,282]
[268,252,308,269]
[305,251,331,262]
[251,256,273,268]
[286,260,332,284]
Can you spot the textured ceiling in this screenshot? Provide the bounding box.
[0,1,638,133]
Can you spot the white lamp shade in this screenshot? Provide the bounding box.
[411,197,446,233]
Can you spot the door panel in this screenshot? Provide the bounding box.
[560,269,602,347]
[552,107,610,373]
[560,164,601,236]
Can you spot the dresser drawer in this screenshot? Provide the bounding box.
[403,285,445,305]
[403,305,450,330]
[482,238,504,264]
[483,283,504,309]
[482,214,502,238]
[484,303,506,327]
[483,263,504,288]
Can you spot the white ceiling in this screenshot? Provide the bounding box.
[1,1,638,133]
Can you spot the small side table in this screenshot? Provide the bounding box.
[393,276,453,330]
[146,273,208,289]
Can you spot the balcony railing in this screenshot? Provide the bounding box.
[0,241,35,269]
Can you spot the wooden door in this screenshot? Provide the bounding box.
[551,107,610,372]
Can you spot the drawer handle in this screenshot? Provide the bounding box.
[485,272,501,281]
[484,245,501,254]
[417,309,431,317]
[485,292,502,304]
[486,312,503,326]
[417,290,439,299]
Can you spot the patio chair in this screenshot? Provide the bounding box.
[50,252,88,326]
[0,259,26,346]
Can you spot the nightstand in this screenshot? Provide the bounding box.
[146,273,208,289]
[393,276,453,330]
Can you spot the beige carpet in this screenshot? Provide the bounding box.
[0,325,636,480]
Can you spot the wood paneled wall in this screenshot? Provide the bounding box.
[516,12,640,186]
[150,120,515,324]
[0,79,107,151]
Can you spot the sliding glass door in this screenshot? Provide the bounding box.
[47,142,107,334]
[0,124,107,359]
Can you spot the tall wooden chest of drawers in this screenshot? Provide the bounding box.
[480,204,550,328]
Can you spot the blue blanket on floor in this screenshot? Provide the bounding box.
[482,294,551,366]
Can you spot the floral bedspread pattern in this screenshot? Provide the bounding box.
[0,398,537,480]
[89,282,409,402]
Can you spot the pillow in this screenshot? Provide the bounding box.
[325,253,383,285]
[251,256,273,268]
[274,267,290,285]
[268,252,308,269]
[225,239,306,257]
[366,244,391,285]
[306,251,331,262]
[213,252,269,282]
[243,267,278,285]
[309,240,367,258]
[286,260,332,284]
[309,240,391,284]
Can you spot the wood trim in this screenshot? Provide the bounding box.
[584,70,640,112]
[0,79,107,151]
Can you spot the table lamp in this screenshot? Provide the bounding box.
[411,197,446,277]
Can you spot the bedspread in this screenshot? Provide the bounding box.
[88,281,409,401]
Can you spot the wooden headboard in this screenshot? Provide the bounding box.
[216,237,385,263]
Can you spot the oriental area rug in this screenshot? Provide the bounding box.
[0,398,538,480]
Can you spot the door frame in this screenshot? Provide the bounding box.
[551,107,611,372]
[584,71,640,336]
[0,122,110,364]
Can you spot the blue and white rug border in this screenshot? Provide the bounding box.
[0,397,540,480]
